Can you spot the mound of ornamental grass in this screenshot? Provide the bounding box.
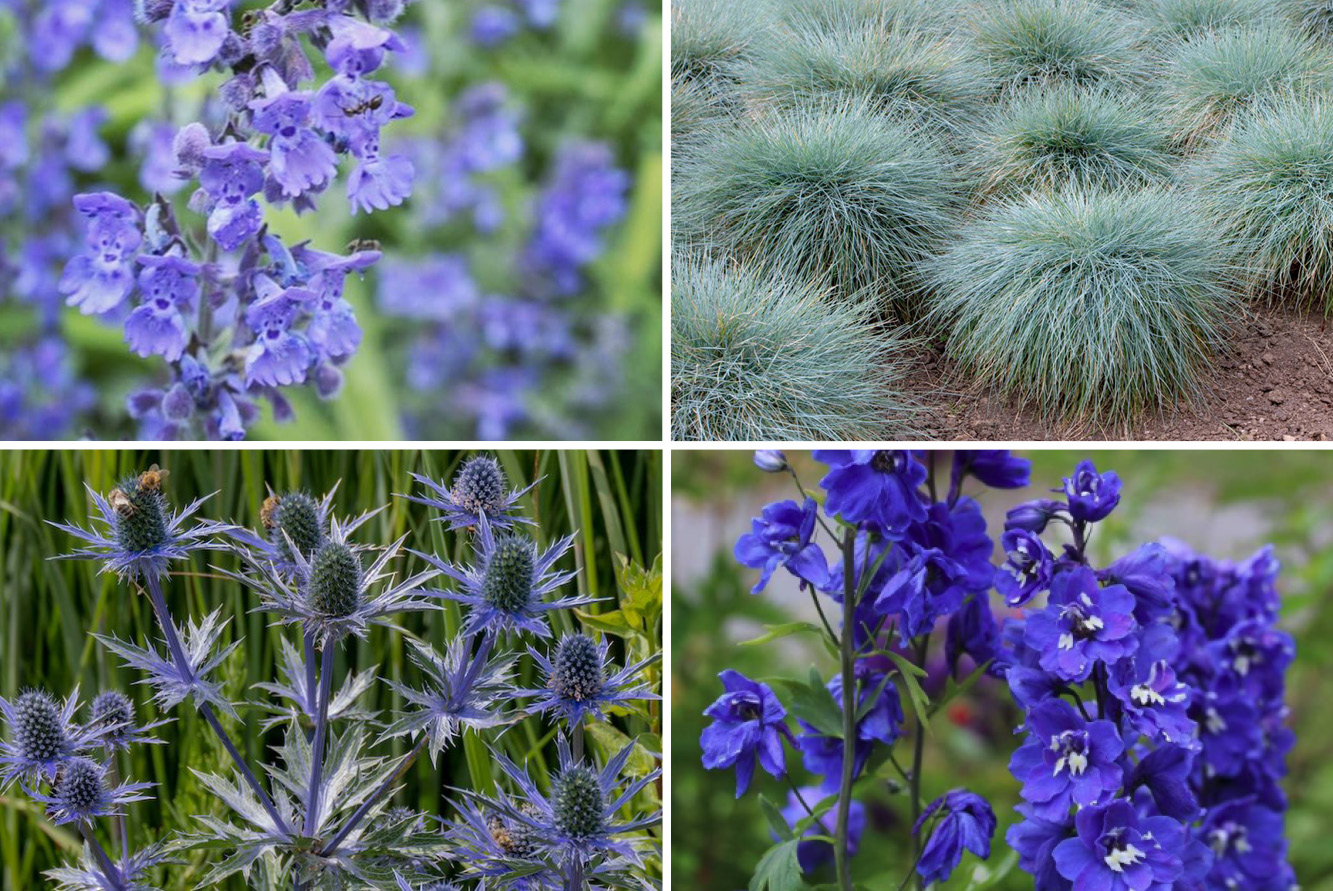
[973,0,1148,94]
[1158,24,1331,146]
[1288,0,1333,43]
[970,86,1175,196]
[926,186,1237,424]
[671,251,917,441]
[672,78,728,146]
[743,21,990,137]
[1190,96,1333,312]
[671,0,768,92]
[777,0,964,40]
[1141,0,1276,42]
[673,99,962,310]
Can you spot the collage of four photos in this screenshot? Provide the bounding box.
[0,0,1330,889]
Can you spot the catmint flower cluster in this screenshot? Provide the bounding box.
[379,82,634,439]
[20,454,661,888]
[702,451,1027,889]
[1000,461,1296,891]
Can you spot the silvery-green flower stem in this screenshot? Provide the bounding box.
[303,631,318,725]
[106,755,129,869]
[834,528,857,891]
[320,735,427,857]
[305,643,335,837]
[142,573,292,837]
[79,822,124,891]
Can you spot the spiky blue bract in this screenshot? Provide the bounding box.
[87,690,169,752]
[445,796,561,890]
[94,607,242,717]
[741,21,990,139]
[670,252,918,441]
[417,518,586,639]
[1157,24,1331,146]
[970,85,1175,197]
[0,688,95,789]
[973,0,1148,95]
[26,755,153,826]
[1142,0,1277,42]
[46,840,175,891]
[926,185,1237,425]
[1287,0,1333,43]
[1189,96,1333,312]
[402,458,538,532]
[519,633,661,727]
[51,472,234,581]
[381,635,516,763]
[477,738,661,869]
[673,98,962,307]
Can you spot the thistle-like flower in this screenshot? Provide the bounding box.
[477,738,661,869]
[0,688,97,789]
[95,608,242,716]
[51,466,234,580]
[445,796,561,891]
[27,756,153,825]
[381,635,516,762]
[227,514,442,647]
[229,482,383,578]
[404,455,538,531]
[519,634,660,726]
[86,691,169,753]
[418,519,588,638]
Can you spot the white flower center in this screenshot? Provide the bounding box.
[1104,844,1145,873]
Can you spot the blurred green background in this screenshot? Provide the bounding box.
[672,449,1333,891]
[0,449,662,888]
[2,0,662,440]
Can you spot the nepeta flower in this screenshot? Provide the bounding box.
[734,498,829,595]
[250,70,338,199]
[94,608,242,716]
[381,635,515,762]
[27,756,152,826]
[52,466,232,580]
[519,633,660,726]
[244,275,316,387]
[0,689,94,789]
[915,789,996,886]
[405,456,538,531]
[60,192,141,315]
[1053,801,1185,891]
[1010,699,1124,821]
[124,255,199,361]
[701,670,791,797]
[814,450,927,535]
[995,529,1053,606]
[419,520,585,638]
[1024,567,1138,682]
[1061,460,1122,523]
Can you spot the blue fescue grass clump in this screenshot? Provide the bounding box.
[926,186,1238,424]
[672,0,769,92]
[671,252,917,440]
[776,0,964,38]
[1288,0,1333,43]
[673,99,963,309]
[970,86,1176,196]
[1189,96,1333,312]
[742,20,991,137]
[1157,24,1331,146]
[1141,0,1278,42]
[972,0,1149,94]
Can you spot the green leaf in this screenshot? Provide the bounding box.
[576,608,633,638]
[928,661,993,718]
[885,650,929,679]
[767,671,844,738]
[741,622,826,647]
[886,653,932,737]
[759,794,795,842]
[749,839,807,891]
[963,848,1019,890]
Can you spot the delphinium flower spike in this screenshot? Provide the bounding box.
[518,632,661,726]
[404,455,539,531]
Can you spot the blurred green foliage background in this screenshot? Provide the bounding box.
[0,448,662,888]
[2,0,662,439]
[672,449,1333,891]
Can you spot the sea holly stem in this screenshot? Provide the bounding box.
[141,573,292,837]
[303,630,318,721]
[320,735,428,857]
[305,644,335,837]
[834,527,857,891]
[78,822,125,891]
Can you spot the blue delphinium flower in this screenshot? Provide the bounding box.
[51,466,233,580]
[995,528,1053,606]
[418,519,585,639]
[915,789,997,886]
[780,789,866,873]
[381,635,515,762]
[519,633,660,726]
[950,450,1031,494]
[1052,800,1184,891]
[813,449,927,535]
[797,662,903,793]
[405,455,539,531]
[701,670,792,797]
[0,689,96,789]
[733,497,830,595]
[1005,498,1067,533]
[26,756,153,826]
[1023,566,1138,681]
[1008,804,1072,891]
[1009,699,1124,820]
[1109,658,1195,747]
[1060,460,1122,523]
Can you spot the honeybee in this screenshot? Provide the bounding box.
[138,464,169,492]
[261,494,282,530]
[347,238,381,254]
[108,489,135,517]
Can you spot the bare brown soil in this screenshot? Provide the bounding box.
[904,303,1333,441]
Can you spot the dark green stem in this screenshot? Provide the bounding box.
[910,634,929,891]
[834,528,857,891]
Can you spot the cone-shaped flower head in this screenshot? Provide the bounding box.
[553,765,606,841]
[29,755,152,825]
[520,633,660,725]
[453,456,508,515]
[308,540,364,618]
[264,491,326,567]
[1,688,94,789]
[110,466,171,554]
[404,454,539,531]
[483,533,536,613]
[551,635,602,703]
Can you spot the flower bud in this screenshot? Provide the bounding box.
[753,450,787,473]
[482,534,535,613]
[308,541,362,618]
[1004,498,1064,534]
[90,691,134,745]
[551,634,603,703]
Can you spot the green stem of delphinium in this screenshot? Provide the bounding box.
[834,528,858,891]
[910,634,929,891]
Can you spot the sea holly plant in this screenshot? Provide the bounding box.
[6,453,661,890]
[704,450,1295,891]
